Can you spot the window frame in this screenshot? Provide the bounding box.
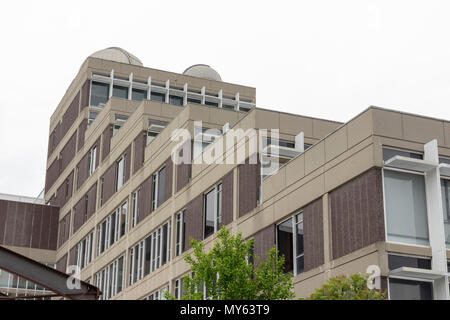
[276,211,304,276]
[203,182,223,239]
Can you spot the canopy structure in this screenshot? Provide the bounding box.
[0,246,100,300]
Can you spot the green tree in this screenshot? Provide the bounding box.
[307,274,386,300]
[164,226,295,300]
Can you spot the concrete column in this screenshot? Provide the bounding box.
[424,139,449,300]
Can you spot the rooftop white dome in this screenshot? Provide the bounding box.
[89,47,143,66]
[183,64,222,81]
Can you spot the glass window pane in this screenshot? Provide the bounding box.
[277,218,293,273]
[388,254,431,270]
[113,85,128,99]
[158,167,166,206]
[383,148,423,162]
[442,179,450,248]
[389,278,433,300]
[384,170,429,245]
[145,237,151,275]
[132,89,147,101]
[204,189,216,238]
[151,92,165,102]
[91,82,109,107]
[169,95,184,106]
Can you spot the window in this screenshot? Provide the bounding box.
[277,212,304,276]
[147,120,168,145]
[76,231,94,270]
[113,114,129,136]
[152,166,166,211]
[389,278,433,300]
[90,81,109,107]
[388,254,431,270]
[174,277,185,300]
[384,170,429,246]
[88,146,97,175]
[145,285,169,300]
[95,255,125,300]
[169,95,184,106]
[383,147,423,162]
[442,179,450,248]
[131,188,140,228]
[129,220,171,285]
[204,183,222,239]
[116,154,126,191]
[97,201,128,255]
[175,210,186,256]
[132,88,147,101]
[193,127,222,160]
[112,85,128,99]
[205,100,219,108]
[187,98,201,105]
[88,111,99,126]
[151,92,165,102]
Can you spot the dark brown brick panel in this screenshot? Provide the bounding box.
[303,198,324,272]
[47,122,62,159]
[58,212,71,248]
[137,176,153,224]
[73,195,86,234]
[330,168,385,260]
[60,132,77,174]
[87,183,97,220]
[101,163,117,206]
[56,254,67,273]
[176,141,192,192]
[101,124,113,162]
[185,195,203,249]
[253,224,275,265]
[61,92,80,139]
[68,246,77,267]
[238,159,260,217]
[55,170,74,208]
[0,200,59,250]
[45,158,60,193]
[221,171,234,226]
[76,152,89,190]
[133,131,146,175]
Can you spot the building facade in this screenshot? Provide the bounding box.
[2,47,450,300]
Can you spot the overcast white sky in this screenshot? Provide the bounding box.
[1,0,450,198]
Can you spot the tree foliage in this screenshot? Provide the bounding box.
[307,274,386,300]
[165,226,295,300]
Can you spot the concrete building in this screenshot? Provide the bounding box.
[2,47,450,300]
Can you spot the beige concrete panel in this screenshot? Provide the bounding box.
[285,153,305,186]
[402,114,445,146]
[3,245,56,264]
[312,119,341,140]
[372,108,403,139]
[347,109,373,148]
[305,140,325,175]
[276,174,325,222]
[238,206,275,240]
[324,125,348,162]
[262,167,286,200]
[445,122,450,148]
[385,242,432,257]
[324,144,375,192]
[279,113,313,137]
[255,109,280,130]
